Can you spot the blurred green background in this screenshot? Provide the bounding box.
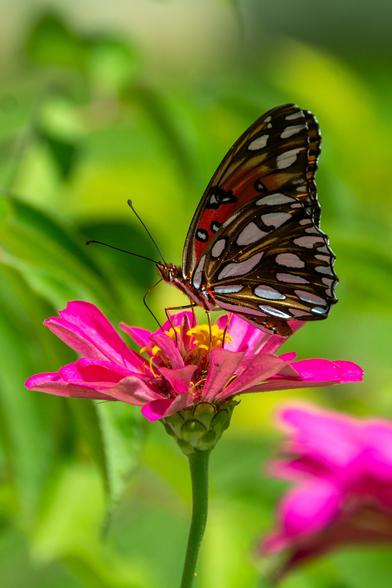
[0,1,391,587]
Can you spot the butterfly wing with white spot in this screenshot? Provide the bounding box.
[182,103,322,276]
[197,196,337,336]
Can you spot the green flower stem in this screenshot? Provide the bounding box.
[180,450,210,588]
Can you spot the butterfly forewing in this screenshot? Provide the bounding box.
[182,104,322,276]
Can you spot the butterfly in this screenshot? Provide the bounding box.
[156,103,338,336]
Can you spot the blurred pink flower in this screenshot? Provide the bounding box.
[260,404,392,581]
[25,301,362,422]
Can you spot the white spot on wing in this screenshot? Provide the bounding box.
[248,134,269,150]
[315,254,330,263]
[286,112,302,120]
[236,222,267,246]
[217,252,264,280]
[211,238,226,258]
[317,244,330,254]
[277,149,300,169]
[196,230,208,241]
[213,284,243,295]
[293,235,323,248]
[276,253,305,268]
[311,306,328,315]
[315,265,333,275]
[281,125,303,139]
[277,272,309,284]
[254,285,286,300]
[261,212,291,228]
[256,193,293,206]
[259,305,291,319]
[295,290,326,305]
[192,255,206,289]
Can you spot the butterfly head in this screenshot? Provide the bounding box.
[156,262,182,283]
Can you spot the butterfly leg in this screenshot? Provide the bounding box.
[221,314,232,349]
[164,303,197,346]
[143,279,163,330]
[205,311,213,351]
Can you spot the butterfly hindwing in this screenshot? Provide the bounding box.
[182,103,322,276]
[189,194,337,335]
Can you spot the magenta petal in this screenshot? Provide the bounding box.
[292,359,363,384]
[219,314,265,355]
[47,301,143,369]
[280,352,297,361]
[332,360,364,383]
[258,320,305,355]
[59,358,131,387]
[246,359,363,394]
[149,333,184,368]
[159,310,196,333]
[264,480,341,553]
[142,398,174,421]
[363,422,392,481]
[102,376,161,404]
[120,324,152,347]
[203,348,245,401]
[159,365,197,394]
[221,354,289,398]
[25,372,114,400]
[279,404,363,469]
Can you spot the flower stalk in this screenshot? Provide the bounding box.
[181,450,210,588]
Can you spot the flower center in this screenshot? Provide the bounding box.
[141,323,231,359]
[187,324,231,350]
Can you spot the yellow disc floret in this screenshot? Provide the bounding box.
[187,324,232,350]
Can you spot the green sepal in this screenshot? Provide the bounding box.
[162,399,238,455]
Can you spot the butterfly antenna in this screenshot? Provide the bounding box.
[143,279,163,330]
[86,240,160,264]
[127,199,167,265]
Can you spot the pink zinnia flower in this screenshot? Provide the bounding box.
[26,301,361,450]
[260,403,392,581]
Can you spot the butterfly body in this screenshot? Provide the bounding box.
[156,262,217,311]
[159,104,338,336]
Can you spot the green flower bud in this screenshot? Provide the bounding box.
[162,399,238,454]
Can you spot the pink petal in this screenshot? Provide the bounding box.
[59,358,131,387]
[25,372,114,400]
[264,480,341,553]
[292,359,363,384]
[244,359,363,393]
[26,367,160,406]
[280,352,297,361]
[221,354,290,399]
[159,365,197,394]
[141,398,174,421]
[159,310,196,333]
[120,324,152,347]
[362,422,392,481]
[101,376,161,404]
[278,404,363,469]
[149,333,184,368]
[257,320,305,355]
[203,348,245,401]
[46,301,143,369]
[217,314,266,355]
